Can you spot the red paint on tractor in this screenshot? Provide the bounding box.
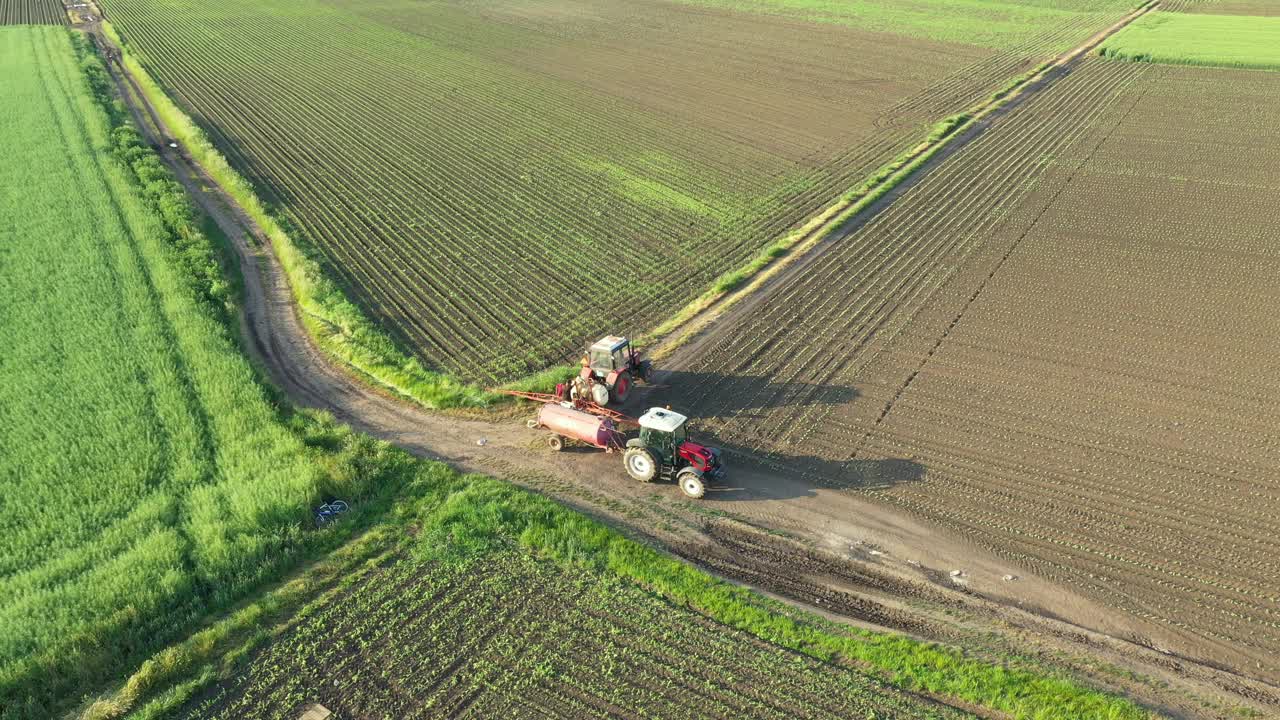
[678,442,715,472]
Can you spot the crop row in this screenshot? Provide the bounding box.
[672,59,1147,458]
[0,0,63,24]
[666,59,1280,678]
[176,550,965,719]
[97,0,1136,383]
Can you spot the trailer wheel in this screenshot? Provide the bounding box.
[624,447,657,482]
[677,469,706,499]
[548,435,564,452]
[610,372,632,403]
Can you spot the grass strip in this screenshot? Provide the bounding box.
[85,471,1153,720]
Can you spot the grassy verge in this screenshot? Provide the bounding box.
[647,63,1049,356]
[82,466,1152,720]
[1098,12,1280,70]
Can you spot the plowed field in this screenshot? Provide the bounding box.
[175,550,971,720]
[663,59,1280,680]
[97,0,1133,383]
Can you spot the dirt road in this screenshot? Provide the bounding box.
[79,6,1280,716]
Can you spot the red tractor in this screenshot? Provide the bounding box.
[570,335,651,406]
[622,408,724,499]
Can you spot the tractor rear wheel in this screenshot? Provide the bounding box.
[624,447,658,482]
[548,435,564,452]
[610,372,632,403]
[677,469,706,499]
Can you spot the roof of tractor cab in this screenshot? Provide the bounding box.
[590,335,629,353]
[639,408,687,432]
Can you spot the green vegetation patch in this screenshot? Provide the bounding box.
[1100,11,1280,70]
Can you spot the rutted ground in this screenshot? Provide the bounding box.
[659,58,1280,684]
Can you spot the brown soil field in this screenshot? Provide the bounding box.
[659,59,1280,683]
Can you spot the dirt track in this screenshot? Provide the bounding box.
[82,7,1280,717]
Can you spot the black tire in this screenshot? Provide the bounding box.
[610,372,632,403]
[624,446,658,482]
[677,469,706,499]
[548,435,564,451]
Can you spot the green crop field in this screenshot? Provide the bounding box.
[0,25,357,716]
[170,549,970,720]
[96,0,1135,387]
[1100,11,1280,69]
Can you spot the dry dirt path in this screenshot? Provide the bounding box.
[78,6,1280,717]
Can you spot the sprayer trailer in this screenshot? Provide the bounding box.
[530,403,624,452]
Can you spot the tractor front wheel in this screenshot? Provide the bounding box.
[624,447,658,482]
[677,469,706,499]
[610,372,632,403]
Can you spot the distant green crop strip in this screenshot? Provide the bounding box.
[1100,12,1280,70]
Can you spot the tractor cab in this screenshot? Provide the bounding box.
[636,407,687,461]
[588,336,630,374]
[624,408,724,498]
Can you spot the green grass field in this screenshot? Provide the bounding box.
[0,25,367,716]
[1100,11,1280,69]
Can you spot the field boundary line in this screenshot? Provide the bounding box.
[647,0,1159,365]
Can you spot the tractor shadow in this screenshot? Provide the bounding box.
[635,369,859,417]
[700,446,927,502]
[628,370,925,503]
